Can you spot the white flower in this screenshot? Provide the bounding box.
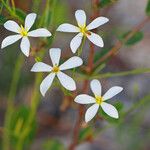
[1,13,52,57]
[31,48,83,96]
[74,79,123,123]
[57,10,109,53]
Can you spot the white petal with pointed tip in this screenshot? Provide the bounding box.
[87,32,104,47]
[31,62,52,72]
[70,33,83,53]
[85,104,99,122]
[103,86,123,101]
[57,23,80,32]
[75,10,86,27]
[90,79,102,96]
[75,94,96,104]
[40,73,55,96]
[57,71,76,91]
[28,28,51,37]
[4,20,20,33]
[59,56,83,71]
[101,102,119,118]
[20,37,30,57]
[25,13,37,31]
[1,35,22,49]
[49,48,61,66]
[86,17,109,30]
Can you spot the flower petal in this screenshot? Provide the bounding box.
[59,56,83,71]
[28,28,51,37]
[4,20,20,33]
[40,73,55,96]
[101,102,119,118]
[90,79,102,96]
[20,37,30,57]
[87,32,104,47]
[85,104,99,123]
[70,33,83,53]
[57,71,76,91]
[57,23,80,32]
[25,13,37,31]
[31,62,52,72]
[75,10,86,27]
[74,94,96,104]
[103,86,123,101]
[86,17,109,30]
[49,48,61,66]
[1,35,22,49]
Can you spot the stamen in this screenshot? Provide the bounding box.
[79,25,91,36]
[95,95,103,104]
[52,65,60,73]
[19,25,28,36]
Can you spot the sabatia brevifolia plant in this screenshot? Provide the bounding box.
[31,48,83,96]
[1,13,51,57]
[1,0,150,149]
[75,79,123,122]
[57,10,109,53]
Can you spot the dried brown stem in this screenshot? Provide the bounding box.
[68,1,100,150]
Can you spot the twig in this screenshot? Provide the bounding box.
[95,16,150,67]
[69,1,100,149]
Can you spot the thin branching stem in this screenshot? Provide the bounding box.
[95,16,150,67]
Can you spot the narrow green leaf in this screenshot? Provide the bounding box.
[10,106,37,144]
[15,8,26,22]
[99,0,118,8]
[43,139,65,150]
[146,0,150,16]
[0,15,7,25]
[98,101,123,124]
[114,101,124,111]
[79,127,93,142]
[35,57,42,62]
[121,31,143,46]
[94,48,110,63]
[52,1,68,26]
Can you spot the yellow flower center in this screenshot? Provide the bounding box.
[19,25,28,36]
[95,95,104,104]
[79,25,91,36]
[52,65,60,73]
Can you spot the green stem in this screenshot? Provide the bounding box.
[122,94,150,117]
[76,68,150,80]
[2,54,24,150]
[11,0,15,13]
[32,0,41,13]
[16,73,42,150]
[1,0,23,23]
[15,1,57,149]
[78,36,86,56]
[92,68,150,79]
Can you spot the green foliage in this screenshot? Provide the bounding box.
[79,127,93,142]
[120,31,143,46]
[99,0,118,8]
[0,15,7,25]
[42,139,65,150]
[10,106,37,148]
[146,0,150,16]
[15,8,26,22]
[52,1,68,26]
[98,101,124,124]
[94,48,110,63]
[114,101,124,111]
[35,57,42,62]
